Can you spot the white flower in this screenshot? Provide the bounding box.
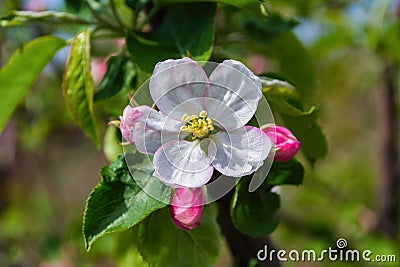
[120,58,271,187]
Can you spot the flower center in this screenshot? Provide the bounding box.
[181,110,215,140]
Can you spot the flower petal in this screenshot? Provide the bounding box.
[153,140,214,187]
[149,57,208,119]
[243,126,272,172]
[206,60,262,130]
[209,126,271,177]
[131,106,182,154]
[120,105,143,143]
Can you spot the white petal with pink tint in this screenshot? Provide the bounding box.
[209,126,270,177]
[149,58,208,119]
[153,140,213,187]
[132,106,182,154]
[205,60,262,130]
[120,105,142,143]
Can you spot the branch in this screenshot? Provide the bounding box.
[376,63,400,238]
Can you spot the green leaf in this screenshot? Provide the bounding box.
[125,0,149,12]
[260,77,327,163]
[134,205,220,267]
[281,110,328,164]
[243,29,316,95]
[94,51,137,101]
[231,177,280,238]
[0,11,90,27]
[0,36,65,133]
[262,77,316,116]
[65,0,85,11]
[126,2,216,73]
[263,31,316,94]
[218,11,315,94]
[239,12,298,43]
[154,0,265,15]
[83,155,170,250]
[62,29,99,147]
[267,158,304,186]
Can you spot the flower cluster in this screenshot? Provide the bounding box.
[119,58,300,230]
[119,58,271,188]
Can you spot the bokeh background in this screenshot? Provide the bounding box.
[0,0,399,266]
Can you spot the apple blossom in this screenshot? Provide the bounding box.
[119,58,271,187]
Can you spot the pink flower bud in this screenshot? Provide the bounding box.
[119,106,142,143]
[262,125,300,162]
[170,187,204,231]
[91,58,108,85]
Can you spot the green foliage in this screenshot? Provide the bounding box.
[133,205,221,267]
[231,176,280,238]
[281,111,328,165]
[65,0,86,11]
[126,2,216,73]
[94,51,137,101]
[83,155,170,250]
[262,78,315,116]
[260,31,317,94]
[62,29,99,147]
[231,158,303,237]
[0,36,65,133]
[154,0,265,16]
[2,0,400,266]
[239,12,298,43]
[217,10,316,95]
[125,0,149,13]
[0,1,333,265]
[262,77,328,163]
[267,159,304,186]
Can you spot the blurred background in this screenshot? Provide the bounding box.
[0,0,399,266]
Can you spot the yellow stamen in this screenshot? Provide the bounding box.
[181,113,189,122]
[180,110,215,140]
[193,130,202,137]
[181,126,190,132]
[199,110,207,118]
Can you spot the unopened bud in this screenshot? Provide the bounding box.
[261,125,300,162]
[170,187,204,231]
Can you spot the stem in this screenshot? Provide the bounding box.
[217,190,282,267]
[0,120,17,213]
[86,1,124,35]
[376,63,400,238]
